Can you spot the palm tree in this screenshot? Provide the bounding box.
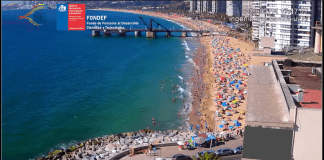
[191,152,222,160]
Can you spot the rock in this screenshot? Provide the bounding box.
[166,130,173,135]
[62,155,68,160]
[99,154,105,159]
[143,137,149,143]
[178,137,185,141]
[96,149,105,155]
[119,138,125,145]
[126,132,133,137]
[152,133,159,138]
[142,143,149,146]
[139,132,147,137]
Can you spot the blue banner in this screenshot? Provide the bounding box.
[57,4,68,30]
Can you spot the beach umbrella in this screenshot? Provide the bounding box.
[194,137,206,145]
[229,126,234,130]
[222,102,228,107]
[233,120,238,123]
[219,125,224,129]
[190,124,193,130]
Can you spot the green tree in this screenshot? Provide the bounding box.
[193,152,222,160]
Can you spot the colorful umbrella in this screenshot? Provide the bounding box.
[194,137,206,145]
[219,125,224,128]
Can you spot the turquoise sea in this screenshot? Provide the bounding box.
[2,9,201,159]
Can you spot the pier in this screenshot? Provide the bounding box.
[91,16,210,38]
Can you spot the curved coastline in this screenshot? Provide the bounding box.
[35,8,256,160]
[34,9,205,160]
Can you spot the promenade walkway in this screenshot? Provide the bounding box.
[120,135,243,160]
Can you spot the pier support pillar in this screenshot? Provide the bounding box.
[103,30,111,36]
[118,33,126,36]
[92,30,100,36]
[165,32,172,37]
[146,31,156,38]
[135,31,142,37]
[181,32,187,37]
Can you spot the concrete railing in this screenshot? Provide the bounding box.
[283,59,322,67]
[272,59,296,123]
[108,142,178,160]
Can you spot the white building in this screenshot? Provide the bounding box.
[252,1,317,51]
[212,0,226,13]
[226,0,242,17]
[190,0,226,14]
[242,1,253,19]
[190,0,197,12]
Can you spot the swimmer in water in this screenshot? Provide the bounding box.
[172,98,175,102]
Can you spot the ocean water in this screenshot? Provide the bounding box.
[2,9,200,159]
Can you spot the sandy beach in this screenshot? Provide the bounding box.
[94,8,255,134]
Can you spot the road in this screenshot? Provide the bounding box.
[120,135,243,160]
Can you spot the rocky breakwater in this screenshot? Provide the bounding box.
[36,129,192,160]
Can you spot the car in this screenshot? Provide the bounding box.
[195,150,215,158]
[213,141,225,146]
[172,154,192,160]
[233,146,243,154]
[215,148,234,156]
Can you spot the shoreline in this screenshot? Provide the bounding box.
[36,8,256,160]
[90,8,212,132]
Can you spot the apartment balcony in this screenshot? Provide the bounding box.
[296,33,311,36]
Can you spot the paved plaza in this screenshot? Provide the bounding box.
[120,135,243,160]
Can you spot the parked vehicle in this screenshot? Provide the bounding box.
[214,141,225,146]
[172,154,192,160]
[233,146,243,154]
[215,148,234,156]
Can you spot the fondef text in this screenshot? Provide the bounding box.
[87,15,107,20]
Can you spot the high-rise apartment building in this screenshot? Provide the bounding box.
[190,0,227,14]
[212,0,226,13]
[226,0,242,17]
[252,0,321,51]
[242,1,253,18]
[190,0,197,12]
